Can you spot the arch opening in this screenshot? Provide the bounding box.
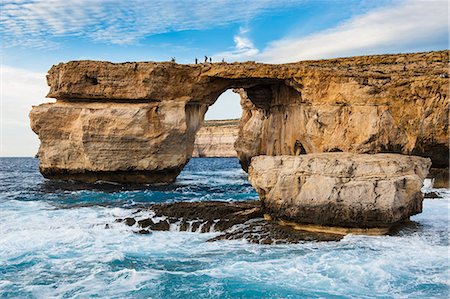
[192,89,241,158]
[190,79,304,171]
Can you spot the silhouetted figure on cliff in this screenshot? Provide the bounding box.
[209,57,212,63]
[171,57,176,63]
[195,58,198,64]
[204,56,208,63]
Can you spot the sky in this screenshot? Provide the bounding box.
[0,0,448,156]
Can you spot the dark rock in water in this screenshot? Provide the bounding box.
[208,220,342,244]
[137,229,151,235]
[138,218,154,228]
[201,220,214,233]
[151,220,170,231]
[423,191,442,199]
[191,221,201,232]
[124,217,136,226]
[261,238,273,245]
[112,200,346,243]
[388,220,422,236]
[179,219,189,231]
[214,219,235,231]
[150,200,262,221]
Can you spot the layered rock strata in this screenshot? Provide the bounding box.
[192,119,239,157]
[30,51,448,183]
[248,153,431,229]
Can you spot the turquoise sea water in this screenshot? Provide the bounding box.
[0,157,449,298]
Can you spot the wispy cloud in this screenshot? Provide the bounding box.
[215,0,448,63]
[0,0,302,48]
[260,0,448,62]
[213,27,259,61]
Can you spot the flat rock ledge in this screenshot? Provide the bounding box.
[248,153,431,229]
[114,201,343,243]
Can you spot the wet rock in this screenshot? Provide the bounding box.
[150,200,261,221]
[179,219,189,231]
[423,191,442,199]
[137,229,151,235]
[201,221,214,233]
[124,217,136,226]
[191,221,201,232]
[260,238,273,245]
[138,218,154,228]
[214,220,234,231]
[208,220,342,243]
[151,220,170,231]
[168,217,179,224]
[108,200,421,243]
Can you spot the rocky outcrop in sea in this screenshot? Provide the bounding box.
[30,51,448,184]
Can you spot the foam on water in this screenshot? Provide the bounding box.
[0,158,449,298]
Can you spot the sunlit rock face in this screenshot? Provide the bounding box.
[248,154,432,228]
[30,51,448,183]
[192,119,239,157]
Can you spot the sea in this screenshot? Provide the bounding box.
[0,157,449,298]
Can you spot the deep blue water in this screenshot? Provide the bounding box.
[0,157,449,298]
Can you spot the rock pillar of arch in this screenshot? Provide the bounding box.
[30,52,449,184]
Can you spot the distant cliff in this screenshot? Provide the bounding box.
[193,119,239,157]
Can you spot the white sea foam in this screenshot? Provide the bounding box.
[1,186,449,298]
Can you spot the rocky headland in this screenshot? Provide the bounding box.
[30,51,449,184]
[29,51,448,236]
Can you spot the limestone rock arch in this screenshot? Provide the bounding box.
[30,51,449,183]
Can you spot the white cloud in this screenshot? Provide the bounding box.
[214,0,448,63]
[0,0,302,48]
[1,65,50,156]
[213,27,259,61]
[259,0,448,62]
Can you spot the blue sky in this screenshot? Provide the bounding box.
[1,0,448,156]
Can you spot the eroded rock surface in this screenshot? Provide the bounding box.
[248,154,431,228]
[192,119,239,157]
[30,51,448,183]
[114,200,342,243]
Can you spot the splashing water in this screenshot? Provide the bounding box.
[0,158,448,298]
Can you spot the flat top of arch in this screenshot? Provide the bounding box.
[45,50,448,101]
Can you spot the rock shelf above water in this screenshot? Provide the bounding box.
[248,153,432,229]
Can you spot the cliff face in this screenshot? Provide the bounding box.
[192,119,239,157]
[249,154,431,229]
[30,51,449,183]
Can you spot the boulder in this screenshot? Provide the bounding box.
[248,153,431,229]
